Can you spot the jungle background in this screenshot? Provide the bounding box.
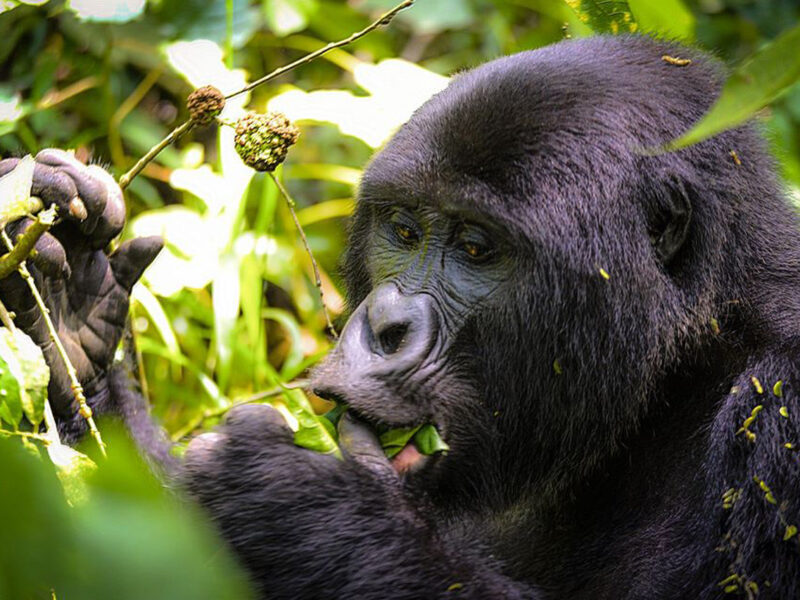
[0,0,798,598]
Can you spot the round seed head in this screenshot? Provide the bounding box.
[186,85,225,125]
[234,111,300,172]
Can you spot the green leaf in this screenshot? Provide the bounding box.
[48,442,96,506]
[563,0,637,34]
[670,23,800,149]
[284,388,341,457]
[0,329,34,428]
[379,424,449,458]
[413,424,450,455]
[628,0,694,40]
[0,154,41,226]
[263,0,318,37]
[10,329,48,427]
[379,425,422,458]
[0,356,22,427]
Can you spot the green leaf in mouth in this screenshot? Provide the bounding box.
[379,423,449,459]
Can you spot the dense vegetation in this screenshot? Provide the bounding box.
[0,0,799,597]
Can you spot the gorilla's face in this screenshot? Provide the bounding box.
[313,172,517,477]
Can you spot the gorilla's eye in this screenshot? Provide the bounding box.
[463,241,489,260]
[395,223,416,241]
[458,226,493,262]
[389,212,420,246]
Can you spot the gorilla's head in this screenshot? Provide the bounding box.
[312,35,787,510]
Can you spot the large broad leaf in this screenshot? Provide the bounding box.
[564,0,637,34]
[670,23,800,149]
[0,431,254,599]
[628,0,694,40]
[0,328,49,429]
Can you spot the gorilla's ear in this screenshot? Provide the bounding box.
[647,180,692,266]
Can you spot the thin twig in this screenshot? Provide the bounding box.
[118,119,194,190]
[0,429,51,445]
[0,297,16,331]
[1,223,106,456]
[114,0,413,190]
[226,0,414,99]
[0,207,56,280]
[170,379,308,441]
[269,173,338,338]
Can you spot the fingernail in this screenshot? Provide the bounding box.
[69,196,88,220]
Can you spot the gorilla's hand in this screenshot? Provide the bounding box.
[0,150,162,440]
[182,405,529,599]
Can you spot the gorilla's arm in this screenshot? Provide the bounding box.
[0,151,172,469]
[181,404,537,600]
[702,353,800,597]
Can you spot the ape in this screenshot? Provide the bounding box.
[2,34,800,599]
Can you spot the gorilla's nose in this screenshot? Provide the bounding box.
[366,283,433,359]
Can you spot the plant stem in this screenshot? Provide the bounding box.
[170,379,308,441]
[0,226,106,456]
[0,206,56,280]
[118,119,194,190]
[269,173,338,339]
[225,0,234,69]
[226,0,414,99]
[0,428,51,445]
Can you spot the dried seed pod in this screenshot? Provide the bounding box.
[186,85,225,125]
[234,111,300,172]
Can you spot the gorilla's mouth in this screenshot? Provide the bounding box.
[326,401,448,476]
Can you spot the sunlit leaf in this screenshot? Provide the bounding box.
[628,0,693,40]
[0,351,22,427]
[0,328,48,428]
[296,198,354,226]
[268,59,448,148]
[10,329,48,427]
[563,0,637,34]
[0,155,41,225]
[48,441,96,506]
[67,0,145,22]
[263,0,318,36]
[281,388,341,457]
[670,23,800,149]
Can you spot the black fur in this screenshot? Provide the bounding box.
[157,35,800,597]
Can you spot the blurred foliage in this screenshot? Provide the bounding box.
[0,0,799,596]
[0,429,253,599]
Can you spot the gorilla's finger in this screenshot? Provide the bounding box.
[36,150,107,231]
[108,236,163,291]
[5,218,70,278]
[30,163,79,215]
[224,404,293,442]
[338,413,397,481]
[86,164,125,248]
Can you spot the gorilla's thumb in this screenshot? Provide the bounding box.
[109,236,164,291]
[338,413,398,483]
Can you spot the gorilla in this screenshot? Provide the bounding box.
[2,34,800,599]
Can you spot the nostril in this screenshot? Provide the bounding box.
[378,323,409,355]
